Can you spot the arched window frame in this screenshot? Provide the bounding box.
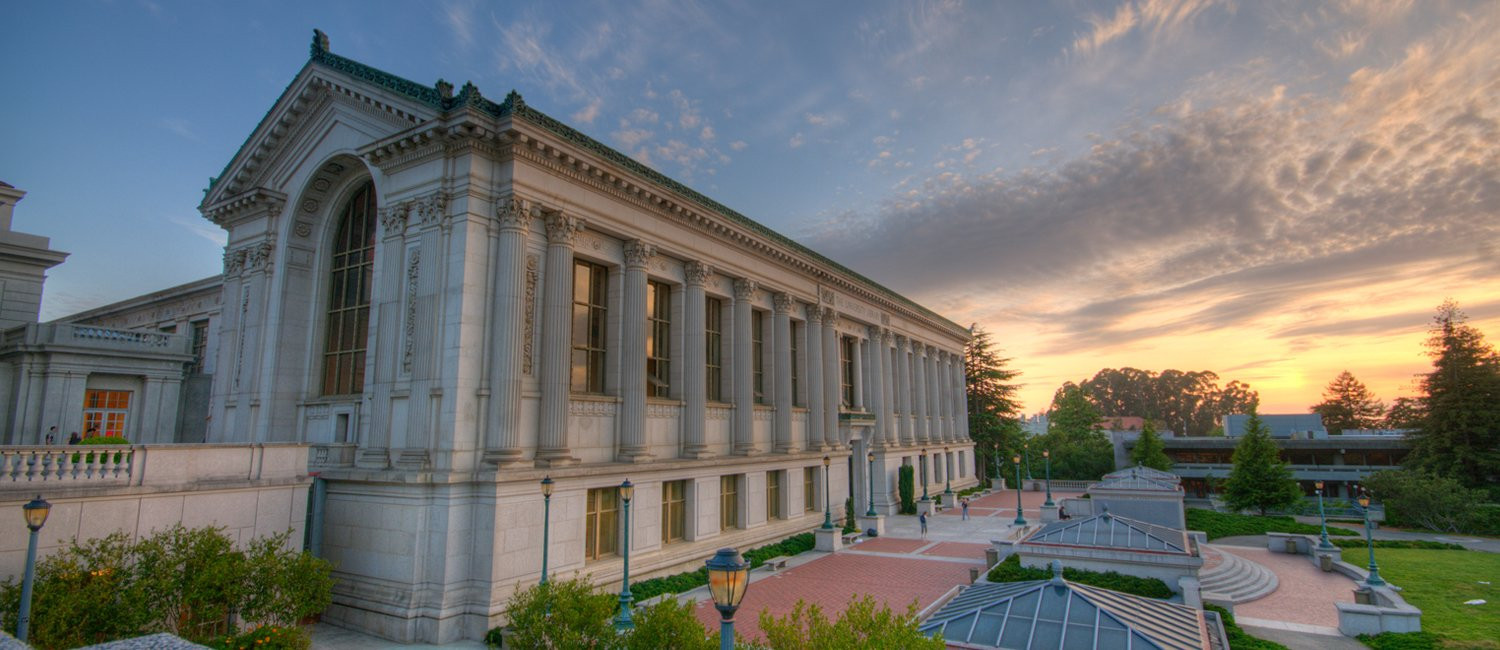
[320,180,377,396]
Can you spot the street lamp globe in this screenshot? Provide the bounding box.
[823,455,830,468]
[22,497,51,532]
[540,475,554,497]
[706,547,751,650]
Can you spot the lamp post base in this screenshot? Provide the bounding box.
[815,527,843,552]
[856,514,886,537]
[1040,503,1060,523]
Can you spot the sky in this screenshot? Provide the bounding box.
[2,0,1497,415]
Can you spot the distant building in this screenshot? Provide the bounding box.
[1221,413,1326,439]
[1122,436,1411,499]
[1021,412,1048,436]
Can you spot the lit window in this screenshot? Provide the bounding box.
[585,487,619,561]
[646,280,671,398]
[82,389,131,438]
[661,480,686,544]
[571,260,608,394]
[321,181,376,395]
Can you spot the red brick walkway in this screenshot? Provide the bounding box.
[1220,546,1356,628]
[693,551,975,640]
[920,541,991,560]
[851,537,929,554]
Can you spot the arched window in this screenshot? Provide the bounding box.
[321,181,376,395]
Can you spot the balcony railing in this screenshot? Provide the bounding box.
[0,444,307,491]
[1,323,190,355]
[0,447,132,483]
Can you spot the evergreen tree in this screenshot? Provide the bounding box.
[1409,301,1500,489]
[1310,370,1385,434]
[1384,397,1423,430]
[1041,385,1114,479]
[965,325,1023,482]
[1224,408,1302,515]
[1129,420,1173,472]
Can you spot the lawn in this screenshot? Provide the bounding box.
[1340,547,1499,649]
[1185,508,1359,540]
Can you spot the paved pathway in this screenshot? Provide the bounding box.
[1218,546,1356,628]
[1297,517,1500,553]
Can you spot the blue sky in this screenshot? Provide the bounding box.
[3,0,1497,413]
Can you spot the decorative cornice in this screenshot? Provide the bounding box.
[622,240,657,269]
[203,187,287,227]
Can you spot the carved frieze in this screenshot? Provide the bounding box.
[523,254,539,374]
[402,248,420,374]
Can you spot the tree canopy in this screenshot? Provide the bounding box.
[1408,300,1500,490]
[1223,409,1302,515]
[1129,420,1173,472]
[1052,368,1258,437]
[1310,370,1385,434]
[1037,385,1115,480]
[964,325,1023,481]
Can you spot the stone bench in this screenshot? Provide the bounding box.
[841,532,861,545]
[762,556,791,572]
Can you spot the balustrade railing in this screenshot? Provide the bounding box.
[0,447,133,483]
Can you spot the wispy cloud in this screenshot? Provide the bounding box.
[159,117,201,142]
[1069,0,1224,57]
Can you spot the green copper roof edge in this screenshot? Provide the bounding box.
[208,34,965,336]
[201,61,317,206]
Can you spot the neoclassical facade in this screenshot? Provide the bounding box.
[192,32,975,642]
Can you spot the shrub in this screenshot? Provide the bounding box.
[73,435,131,464]
[624,597,718,650]
[898,466,916,514]
[1327,539,1465,551]
[629,532,816,602]
[0,525,332,649]
[1185,508,1357,540]
[208,625,311,650]
[1355,631,1442,650]
[843,497,856,533]
[1364,470,1490,534]
[985,555,1173,599]
[500,576,618,650]
[758,595,944,649]
[1204,604,1289,650]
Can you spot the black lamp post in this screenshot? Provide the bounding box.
[919,448,929,501]
[705,547,751,650]
[1023,442,1033,480]
[540,476,554,585]
[1012,455,1026,526]
[865,451,878,517]
[1043,450,1054,507]
[943,447,953,495]
[613,479,636,630]
[1358,490,1385,586]
[1315,480,1335,551]
[821,455,834,530]
[18,495,51,642]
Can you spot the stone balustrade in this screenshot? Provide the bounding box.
[0,443,308,494]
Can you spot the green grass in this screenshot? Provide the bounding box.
[1185,508,1359,540]
[1339,548,1499,649]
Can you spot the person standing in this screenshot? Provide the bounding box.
[918,511,928,538]
[68,431,81,445]
[961,498,970,520]
[45,426,57,445]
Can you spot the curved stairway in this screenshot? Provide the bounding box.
[1198,545,1278,604]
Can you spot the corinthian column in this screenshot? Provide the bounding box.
[850,330,865,411]
[681,261,713,458]
[867,325,888,448]
[536,211,584,467]
[732,279,759,455]
[484,197,532,466]
[772,293,797,453]
[896,335,914,447]
[804,304,825,451]
[821,307,840,449]
[913,341,929,446]
[939,351,955,443]
[928,347,942,443]
[954,352,970,440]
[618,240,656,463]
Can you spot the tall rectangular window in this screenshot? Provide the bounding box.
[790,323,801,406]
[188,320,210,374]
[767,470,782,521]
[840,336,856,407]
[646,280,672,398]
[571,260,608,393]
[705,298,723,402]
[804,467,817,512]
[322,181,377,395]
[585,487,619,561]
[82,389,131,438]
[661,480,686,545]
[720,475,739,531]
[752,312,765,403]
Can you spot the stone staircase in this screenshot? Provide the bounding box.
[1198,545,1278,604]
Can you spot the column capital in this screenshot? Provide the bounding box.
[822,306,838,324]
[866,324,883,340]
[895,334,910,351]
[733,278,758,300]
[773,292,796,314]
[684,260,714,286]
[543,210,586,245]
[805,304,823,324]
[378,203,410,238]
[623,240,657,269]
[494,196,535,233]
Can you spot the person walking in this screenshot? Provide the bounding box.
[961,498,970,520]
[919,511,928,538]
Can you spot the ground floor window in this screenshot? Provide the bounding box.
[83,389,131,438]
[661,480,686,544]
[804,467,817,512]
[585,487,619,561]
[721,475,740,531]
[767,470,783,521]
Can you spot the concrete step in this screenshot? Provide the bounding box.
[1198,545,1278,604]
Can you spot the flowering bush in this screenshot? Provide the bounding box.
[209,625,311,650]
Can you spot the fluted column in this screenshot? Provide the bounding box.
[913,342,929,446]
[537,211,585,467]
[681,261,712,458]
[484,197,532,466]
[804,305,825,451]
[618,240,656,462]
[732,279,759,455]
[772,293,796,453]
[851,331,865,410]
[867,325,888,447]
[926,347,941,444]
[954,351,970,440]
[881,330,896,447]
[821,307,840,448]
[945,351,959,442]
[937,351,953,443]
[896,335,914,447]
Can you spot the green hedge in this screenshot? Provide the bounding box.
[629,533,816,602]
[898,466,916,515]
[1204,604,1289,650]
[985,555,1173,599]
[1355,631,1441,650]
[1327,539,1465,551]
[1185,508,1359,540]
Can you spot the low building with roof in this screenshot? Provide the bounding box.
[920,561,1226,649]
[1075,466,1186,529]
[1014,510,1205,598]
[1128,436,1411,500]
